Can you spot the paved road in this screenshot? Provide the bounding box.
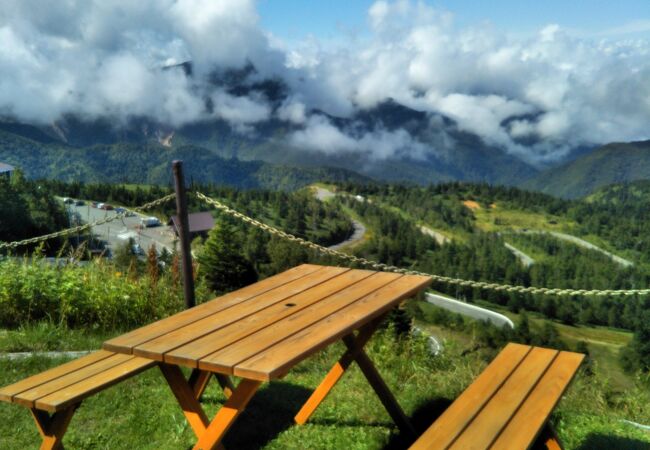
[63,201,177,257]
[425,293,515,329]
[419,225,451,245]
[518,230,633,268]
[504,242,534,267]
[311,187,368,250]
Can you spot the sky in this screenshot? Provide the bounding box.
[259,0,650,41]
[0,0,649,164]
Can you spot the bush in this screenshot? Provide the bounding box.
[0,257,209,329]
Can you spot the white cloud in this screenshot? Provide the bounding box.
[289,115,430,160]
[0,0,649,164]
[277,97,307,124]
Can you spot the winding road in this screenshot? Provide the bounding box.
[518,230,633,268]
[504,242,534,267]
[313,187,367,250]
[425,293,515,329]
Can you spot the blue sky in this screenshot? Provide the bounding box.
[259,0,650,40]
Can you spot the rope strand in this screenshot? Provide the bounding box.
[0,194,176,250]
[195,191,650,298]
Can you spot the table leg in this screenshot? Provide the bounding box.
[188,369,235,401]
[193,379,262,450]
[352,346,416,438]
[215,374,235,399]
[295,315,401,426]
[189,369,212,400]
[159,364,210,438]
[30,403,79,450]
[538,423,564,450]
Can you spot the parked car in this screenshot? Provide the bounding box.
[125,211,136,217]
[91,201,99,208]
[75,200,85,206]
[100,204,114,211]
[62,197,74,204]
[141,217,161,227]
[114,207,126,214]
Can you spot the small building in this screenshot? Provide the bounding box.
[0,163,14,180]
[168,212,215,240]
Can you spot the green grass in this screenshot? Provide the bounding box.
[1,325,649,449]
[471,203,575,233]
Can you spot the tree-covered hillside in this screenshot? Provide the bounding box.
[0,130,369,190]
[524,140,650,198]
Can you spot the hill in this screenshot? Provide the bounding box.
[0,129,369,190]
[0,98,541,187]
[524,140,650,198]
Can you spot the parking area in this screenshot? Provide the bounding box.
[62,199,177,257]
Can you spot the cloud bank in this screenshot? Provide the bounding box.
[1,0,649,163]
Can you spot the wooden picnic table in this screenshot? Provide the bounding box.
[103,264,432,450]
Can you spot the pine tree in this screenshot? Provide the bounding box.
[198,218,257,295]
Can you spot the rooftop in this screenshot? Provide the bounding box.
[0,163,14,173]
[168,211,215,235]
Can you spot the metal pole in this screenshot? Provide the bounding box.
[172,160,195,309]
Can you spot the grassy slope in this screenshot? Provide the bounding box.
[1,326,649,449]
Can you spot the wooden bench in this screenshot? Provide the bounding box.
[0,350,156,450]
[410,343,584,450]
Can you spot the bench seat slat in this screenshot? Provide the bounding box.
[0,350,114,404]
[35,356,155,412]
[409,343,531,450]
[13,353,135,409]
[490,351,584,450]
[450,346,558,449]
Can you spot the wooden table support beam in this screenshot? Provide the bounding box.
[193,379,261,450]
[351,346,416,439]
[188,369,235,401]
[30,404,79,450]
[293,313,414,435]
[159,364,209,438]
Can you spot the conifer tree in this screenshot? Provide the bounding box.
[198,218,257,294]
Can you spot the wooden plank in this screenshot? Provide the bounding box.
[0,351,113,404]
[34,357,155,412]
[197,272,411,376]
[163,269,375,367]
[103,264,323,353]
[409,343,532,450]
[449,347,558,449]
[13,353,134,409]
[230,274,432,380]
[490,351,584,450]
[133,266,352,361]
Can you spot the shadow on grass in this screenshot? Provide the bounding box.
[220,380,313,450]
[575,434,650,450]
[382,397,453,450]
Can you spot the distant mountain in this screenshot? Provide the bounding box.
[0,129,370,190]
[523,140,650,198]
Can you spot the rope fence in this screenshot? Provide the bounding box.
[195,191,650,298]
[3,189,650,298]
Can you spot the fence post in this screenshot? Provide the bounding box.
[172,160,195,309]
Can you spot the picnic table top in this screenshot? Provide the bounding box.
[103,264,432,381]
